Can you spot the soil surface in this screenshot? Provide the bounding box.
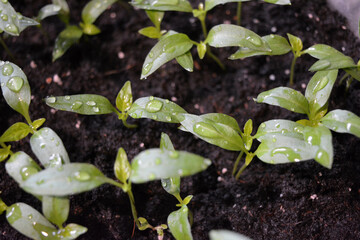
[1,0,360,239]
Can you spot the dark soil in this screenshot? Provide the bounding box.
[1,0,360,239]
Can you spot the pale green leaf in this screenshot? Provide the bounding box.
[57,224,88,239]
[139,26,162,38]
[30,127,70,168]
[0,61,31,120]
[0,122,31,143]
[197,42,207,59]
[160,132,175,151]
[255,87,309,114]
[205,0,250,12]
[37,4,61,20]
[130,149,211,183]
[287,33,303,52]
[146,10,164,29]
[81,0,117,24]
[321,110,360,138]
[141,33,194,79]
[201,113,241,132]
[206,24,270,52]
[305,70,338,117]
[45,94,115,115]
[52,25,83,61]
[0,146,11,162]
[176,51,194,72]
[116,81,133,113]
[263,0,291,5]
[52,0,70,24]
[128,96,187,123]
[42,196,69,228]
[22,163,108,196]
[114,148,131,183]
[180,114,245,151]
[255,119,304,141]
[168,205,193,240]
[130,0,193,12]
[209,230,252,240]
[32,118,46,130]
[80,23,101,35]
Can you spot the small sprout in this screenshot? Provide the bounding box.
[197,42,207,59]
[114,148,131,184]
[0,122,32,143]
[138,217,152,230]
[116,81,133,113]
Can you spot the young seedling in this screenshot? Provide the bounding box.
[36,0,70,23]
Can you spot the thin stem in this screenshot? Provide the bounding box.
[0,36,16,62]
[206,49,225,70]
[339,72,350,85]
[235,154,254,179]
[235,163,248,179]
[127,187,139,227]
[199,16,207,39]
[236,2,242,26]
[289,55,298,86]
[122,118,138,129]
[173,193,183,205]
[232,151,244,176]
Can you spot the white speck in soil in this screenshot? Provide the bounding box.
[139,143,144,148]
[253,18,259,24]
[53,74,62,86]
[30,61,37,69]
[194,103,200,109]
[171,96,177,102]
[310,194,318,200]
[50,109,57,114]
[217,176,222,182]
[301,83,307,89]
[118,51,125,59]
[284,69,290,75]
[75,120,81,129]
[221,168,227,174]
[223,20,231,24]
[308,13,313,19]
[269,74,276,81]
[110,12,116,19]
[271,26,277,32]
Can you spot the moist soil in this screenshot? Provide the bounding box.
[1,0,360,239]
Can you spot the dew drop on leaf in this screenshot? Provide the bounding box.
[193,122,219,138]
[1,14,8,21]
[166,116,172,122]
[28,214,33,220]
[46,97,56,104]
[6,76,24,92]
[169,151,179,159]
[155,158,162,165]
[1,0,8,3]
[6,204,21,224]
[20,166,39,181]
[40,143,46,149]
[313,76,329,92]
[4,24,18,34]
[74,171,91,181]
[93,107,100,113]
[270,147,301,162]
[86,101,96,106]
[246,35,262,47]
[64,95,71,100]
[142,62,153,75]
[149,51,154,58]
[2,63,14,76]
[145,99,163,113]
[36,179,45,185]
[149,173,156,180]
[71,101,83,110]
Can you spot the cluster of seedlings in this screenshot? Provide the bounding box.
[1,0,360,239]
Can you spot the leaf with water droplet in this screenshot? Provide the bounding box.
[176,51,194,72]
[30,127,70,168]
[32,118,46,131]
[255,87,309,115]
[206,24,270,52]
[141,33,193,79]
[129,96,187,123]
[22,163,108,196]
[37,4,61,20]
[45,94,115,115]
[116,81,133,113]
[0,122,31,143]
[0,61,31,120]
[130,0,193,12]
[167,205,193,240]
[52,25,83,61]
[321,109,360,138]
[209,229,252,240]
[57,223,88,239]
[114,148,131,184]
[42,196,69,228]
[130,148,211,183]
[81,0,117,24]
[305,70,338,118]
[255,119,304,141]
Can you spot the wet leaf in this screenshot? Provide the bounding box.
[139,26,162,38]
[32,118,46,131]
[130,149,211,183]
[116,81,133,113]
[130,0,193,12]
[22,163,108,196]
[168,205,193,240]
[57,224,88,239]
[255,87,309,114]
[81,0,117,24]
[42,196,69,228]
[0,61,31,120]
[201,113,241,132]
[303,126,333,168]
[114,148,131,183]
[180,114,245,151]
[141,33,193,79]
[146,10,164,29]
[205,0,250,12]
[206,24,270,52]
[321,110,360,138]
[209,230,252,240]
[52,25,83,61]
[30,127,70,168]
[37,4,61,20]
[45,94,115,115]
[129,96,187,123]
[287,33,303,53]
[176,51,194,72]
[305,70,338,117]
[243,119,253,150]
[0,122,31,143]
[255,119,304,141]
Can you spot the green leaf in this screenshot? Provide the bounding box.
[52,0,70,24]
[128,96,187,123]
[255,87,309,114]
[57,224,88,239]
[180,114,245,151]
[197,42,207,59]
[243,119,253,150]
[303,126,333,169]
[5,151,42,186]
[176,51,194,72]
[30,127,70,168]
[116,81,133,113]
[0,61,31,120]
[287,33,303,53]
[206,24,270,52]
[45,94,115,115]
[345,67,360,82]
[22,163,108,196]
[141,33,194,79]
[168,205,193,240]
[32,118,46,131]
[0,1,38,36]
[160,132,175,151]
[80,23,101,35]
[255,119,304,141]
[229,34,291,59]
[130,0,193,12]
[209,230,252,240]
[263,0,291,5]
[0,146,11,162]
[37,4,61,20]
[42,196,69,228]
[201,113,241,132]
[0,199,6,215]
[6,202,57,240]
[81,0,117,24]
[305,70,338,117]
[205,0,250,12]
[321,110,360,138]
[130,148,211,183]
[0,122,31,143]
[114,148,131,183]
[138,26,162,38]
[146,10,164,29]
[304,44,356,71]
[52,25,83,62]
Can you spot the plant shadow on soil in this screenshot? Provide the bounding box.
[1,0,360,239]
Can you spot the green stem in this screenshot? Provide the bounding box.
[232,151,244,176]
[127,187,140,227]
[235,154,254,179]
[289,55,298,86]
[122,118,138,129]
[236,2,242,26]
[206,49,225,70]
[199,15,207,39]
[0,36,16,62]
[173,192,183,205]
[339,72,350,85]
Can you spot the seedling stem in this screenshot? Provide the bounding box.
[237,2,242,26]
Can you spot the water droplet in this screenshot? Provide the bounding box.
[28,214,33,220]
[246,35,262,47]
[148,173,156,180]
[270,147,301,162]
[204,158,211,166]
[71,101,83,110]
[165,99,170,103]
[6,204,21,224]
[40,143,46,149]
[74,171,91,181]
[314,60,331,71]
[1,0,8,3]
[1,14,8,21]
[46,97,56,104]
[152,114,157,120]
[155,158,161,165]
[272,138,277,142]
[93,107,100,113]
[55,141,60,146]
[169,151,179,159]
[149,96,154,100]
[178,169,183,176]
[6,76,24,92]
[161,181,167,187]
[275,123,280,128]
[36,179,45,185]
[64,95,71,100]
[193,122,219,138]
[166,116,172,122]
[313,76,329,92]
[165,47,175,53]
[4,23,18,34]
[346,123,352,131]
[260,123,266,128]
[49,153,63,167]
[86,101,96,106]
[148,51,154,58]
[142,62,153,75]
[20,166,39,181]
[294,127,302,133]
[145,99,163,113]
